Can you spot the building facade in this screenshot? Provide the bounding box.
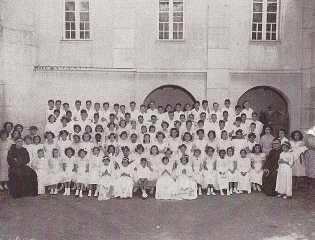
[0,0,314,134]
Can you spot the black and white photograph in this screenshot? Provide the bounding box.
[0,0,315,239]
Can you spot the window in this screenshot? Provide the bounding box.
[64,0,90,40]
[159,0,184,40]
[251,0,279,41]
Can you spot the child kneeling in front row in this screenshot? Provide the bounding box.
[98,156,115,201]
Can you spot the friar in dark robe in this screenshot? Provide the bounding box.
[7,137,38,198]
[262,138,282,196]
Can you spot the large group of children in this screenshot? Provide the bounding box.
[0,99,311,200]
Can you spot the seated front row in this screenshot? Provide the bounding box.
[32,144,265,200]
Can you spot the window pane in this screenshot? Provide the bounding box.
[80,12,89,21]
[159,12,169,22]
[253,13,262,22]
[71,32,76,39]
[85,31,90,39]
[173,2,183,11]
[85,22,90,30]
[266,24,271,31]
[65,2,75,11]
[252,24,256,31]
[267,13,276,23]
[159,2,169,11]
[178,32,183,39]
[66,31,70,39]
[80,2,89,11]
[173,32,178,39]
[253,3,262,12]
[65,22,70,30]
[174,23,178,31]
[65,12,75,21]
[272,33,276,40]
[71,22,75,30]
[164,32,169,39]
[272,24,276,31]
[159,23,163,31]
[257,32,262,40]
[178,23,183,31]
[267,3,277,12]
[165,23,169,31]
[258,24,262,31]
[173,12,183,22]
[252,32,256,40]
[80,31,84,39]
[267,0,277,2]
[266,33,270,40]
[80,23,84,30]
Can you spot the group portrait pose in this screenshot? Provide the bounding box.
[0,98,314,201]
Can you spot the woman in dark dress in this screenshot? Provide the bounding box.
[262,138,282,196]
[7,137,38,198]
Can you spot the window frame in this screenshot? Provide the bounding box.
[63,0,91,41]
[251,0,280,41]
[158,0,185,41]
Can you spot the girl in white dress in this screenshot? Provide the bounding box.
[31,149,49,194]
[148,125,157,143]
[48,148,63,195]
[276,141,294,199]
[191,148,204,195]
[231,130,248,157]
[0,130,11,190]
[105,133,119,152]
[216,150,231,196]
[88,147,102,197]
[128,133,139,154]
[80,132,94,155]
[44,114,60,137]
[206,130,219,154]
[217,131,232,153]
[105,144,118,168]
[74,149,89,198]
[182,132,194,153]
[142,134,152,154]
[175,155,197,200]
[290,130,307,190]
[226,147,240,195]
[43,131,57,159]
[168,128,181,154]
[98,156,115,201]
[193,129,207,154]
[155,156,177,200]
[62,147,75,196]
[249,144,266,192]
[57,130,72,158]
[30,135,44,167]
[115,158,134,198]
[203,146,217,196]
[237,149,251,194]
[117,131,129,154]
[154,131,168,154]
[147,145,161,174]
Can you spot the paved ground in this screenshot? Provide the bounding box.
[0,188,315,240]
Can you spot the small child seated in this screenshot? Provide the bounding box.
[134,158,153,199]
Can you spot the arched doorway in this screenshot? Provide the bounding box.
[143,85,196,110]
[238,86,290,137]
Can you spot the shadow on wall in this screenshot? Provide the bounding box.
[143,85,196,110]
[238,86,289,137]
